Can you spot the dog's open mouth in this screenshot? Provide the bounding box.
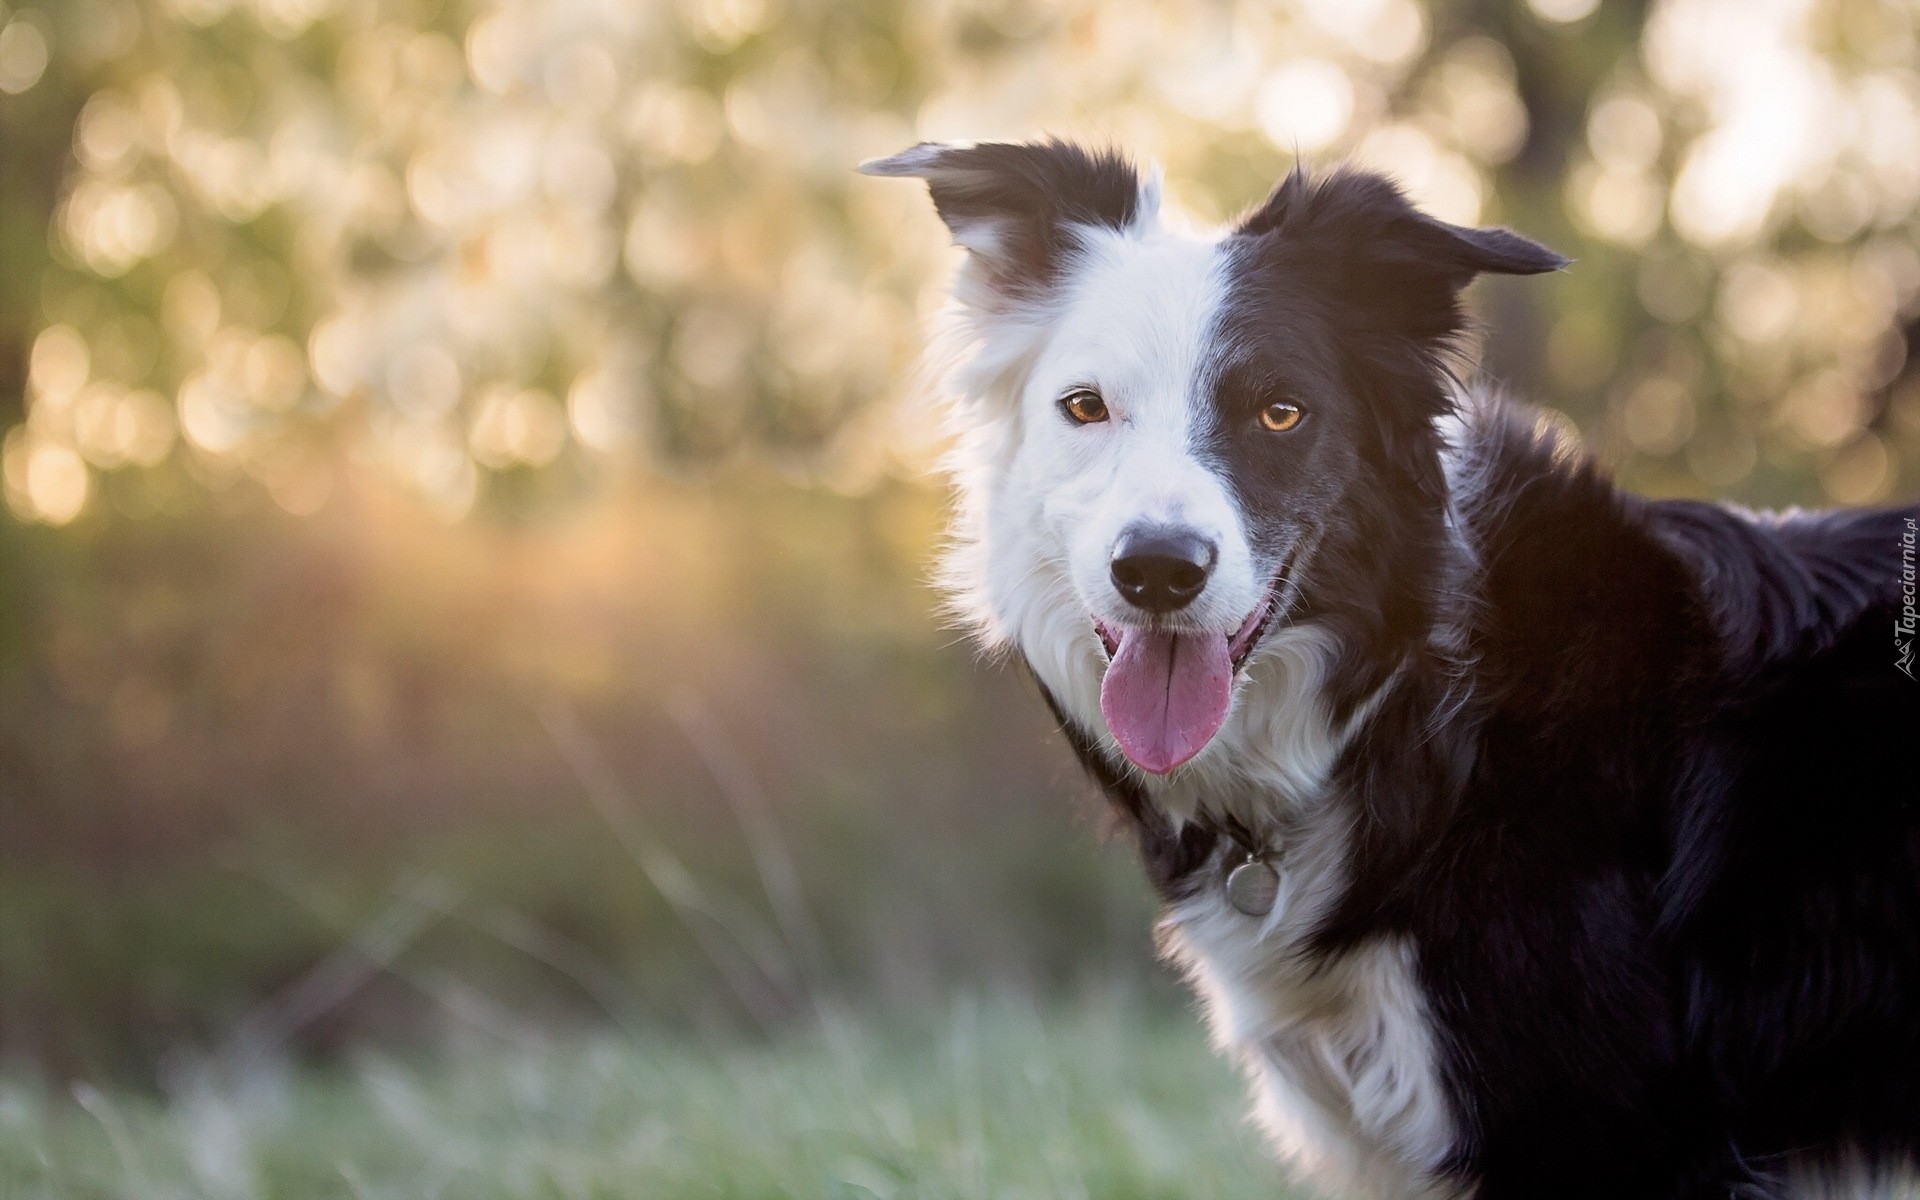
[1093,588,1278,673]
[1090,562,1293,777]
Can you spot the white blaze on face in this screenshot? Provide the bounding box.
[979,222,1267,774]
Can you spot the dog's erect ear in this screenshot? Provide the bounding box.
[1238,166,1567,343]
[859,140,1152,293]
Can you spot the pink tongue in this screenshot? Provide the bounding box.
[1099,628,1233,775]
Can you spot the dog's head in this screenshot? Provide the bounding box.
[864,140,1563,777]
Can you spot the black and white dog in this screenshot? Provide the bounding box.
[863,139,1920,1199]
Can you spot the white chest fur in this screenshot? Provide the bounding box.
[1132,631,1464,1200]
[1160,830,1463,1200]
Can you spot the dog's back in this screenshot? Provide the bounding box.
[1424,407,1920,1194]
[1661,498,1920,1190]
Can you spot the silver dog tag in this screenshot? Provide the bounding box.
[1226,857,1279,917]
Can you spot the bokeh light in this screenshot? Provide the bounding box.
[2,0,1908,526]
[0,14,50,95]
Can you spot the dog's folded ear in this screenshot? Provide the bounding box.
[860,140,1152,294]
[1238,166,1567,344]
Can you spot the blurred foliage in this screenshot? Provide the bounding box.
[0,0,1915,1074]
[2,0,1918,522]
[0,1003,1282,1199]
[0,484,1169,1073]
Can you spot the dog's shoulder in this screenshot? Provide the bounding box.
[1444,398,1703,705]
[1446,397,1918,703]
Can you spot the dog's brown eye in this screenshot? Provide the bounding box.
[1062,388,1109,425]
[1258,401,1304,433]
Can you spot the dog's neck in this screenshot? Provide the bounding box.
[1031,584,1477,895]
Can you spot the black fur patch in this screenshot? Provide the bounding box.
[1383,419,1920,1196]
[1234,166,1566,347]
[1196,168,1566,726]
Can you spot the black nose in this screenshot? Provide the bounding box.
[1110,525,1216,614]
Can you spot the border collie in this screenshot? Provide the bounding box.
[862,139,1920,1199]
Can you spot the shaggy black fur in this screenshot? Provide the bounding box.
[1033,157,1920,1197]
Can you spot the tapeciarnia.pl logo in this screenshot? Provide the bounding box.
[1899,516,1917,680]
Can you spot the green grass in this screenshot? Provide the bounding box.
[0,1001,1298,1200]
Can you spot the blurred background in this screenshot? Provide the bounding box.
[0,0,1917,1192]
